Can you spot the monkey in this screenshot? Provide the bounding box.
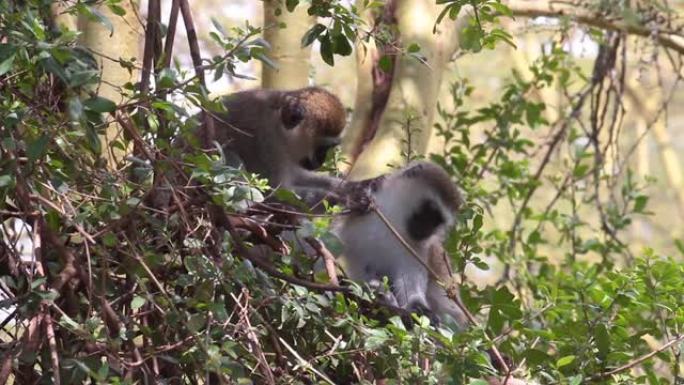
[153,86,350,211]
[212,86,349,207]
[331,161,468,328]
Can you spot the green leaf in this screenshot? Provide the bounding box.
[157,68,177,89]
[301,24,326,48]
[211,18,228,37]
[0,175,13,188]
[285,0,299,12]
[85,126,102,155]
[364,328,389,349]
[31,277,47,289]
[320,34,334,66]
[675,239,684,256]
[102,233,117,247]
[40,56,68,82]
[407,43,420,53]
[523,349,550,366]
[107,4,126,16]
[27,135,49,162]
[84,96,117,113]
[333,33,352,56]
[489,2,513,17]
[0,54,15,76]
[187,313,206,332]
[573,163,589,178]
[67,97,84,121]
[435,4,462,27]
[460,25,483,52]
[556,355,576,368]
[633,195,648,213]
[472,214,483,231]
[378,55,392,73]
[594,323,610,358]
[131,296,145,310]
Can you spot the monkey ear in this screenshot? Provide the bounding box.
[281,98,306,130]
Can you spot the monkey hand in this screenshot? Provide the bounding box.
[336,180,375,214]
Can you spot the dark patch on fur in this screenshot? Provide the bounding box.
[406,199,444,241]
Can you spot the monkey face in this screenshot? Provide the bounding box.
[279,89,344,171]
[300,136,341,170]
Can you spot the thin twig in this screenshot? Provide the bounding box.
[231,291,276,385]
[223,219,349,293]
[178,0,215,147]
[589,334,684,381]
[279,337,338,385]
[163,0,180,68]
[44,312,61,385]
[139,0,159,95]
[507,2,684,55]
[305,237,340,285]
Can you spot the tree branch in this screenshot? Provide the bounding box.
[506,1,684,55]
[589,334,684,381]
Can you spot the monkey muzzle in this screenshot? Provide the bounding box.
[301,137,341,170]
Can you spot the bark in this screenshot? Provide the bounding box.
[262,0,315,89]
[79,2,142,169]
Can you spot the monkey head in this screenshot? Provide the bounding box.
[374,161,462,244]
[278,87,346,171]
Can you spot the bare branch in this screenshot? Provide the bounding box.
[305,237,340,286]
[506,1,684,54]
[589,334,684,381]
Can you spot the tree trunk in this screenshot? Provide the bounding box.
[626,85,684,219]
[262,0,315,89]
[348,0,457,180]
[79,2,141,169]
[339,2,378,173]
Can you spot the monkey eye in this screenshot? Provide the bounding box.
[281,102,305,130]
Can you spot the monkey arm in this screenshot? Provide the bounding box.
[287,171,373,213]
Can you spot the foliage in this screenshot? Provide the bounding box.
[432,44,684,383]
[1,1,683,384]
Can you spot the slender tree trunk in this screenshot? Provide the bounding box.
[262,0,315,89]
[340,1,378,173]
[348,0,457,180]
[80,2,141,169]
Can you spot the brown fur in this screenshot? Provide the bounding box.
[288,87,347,138]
